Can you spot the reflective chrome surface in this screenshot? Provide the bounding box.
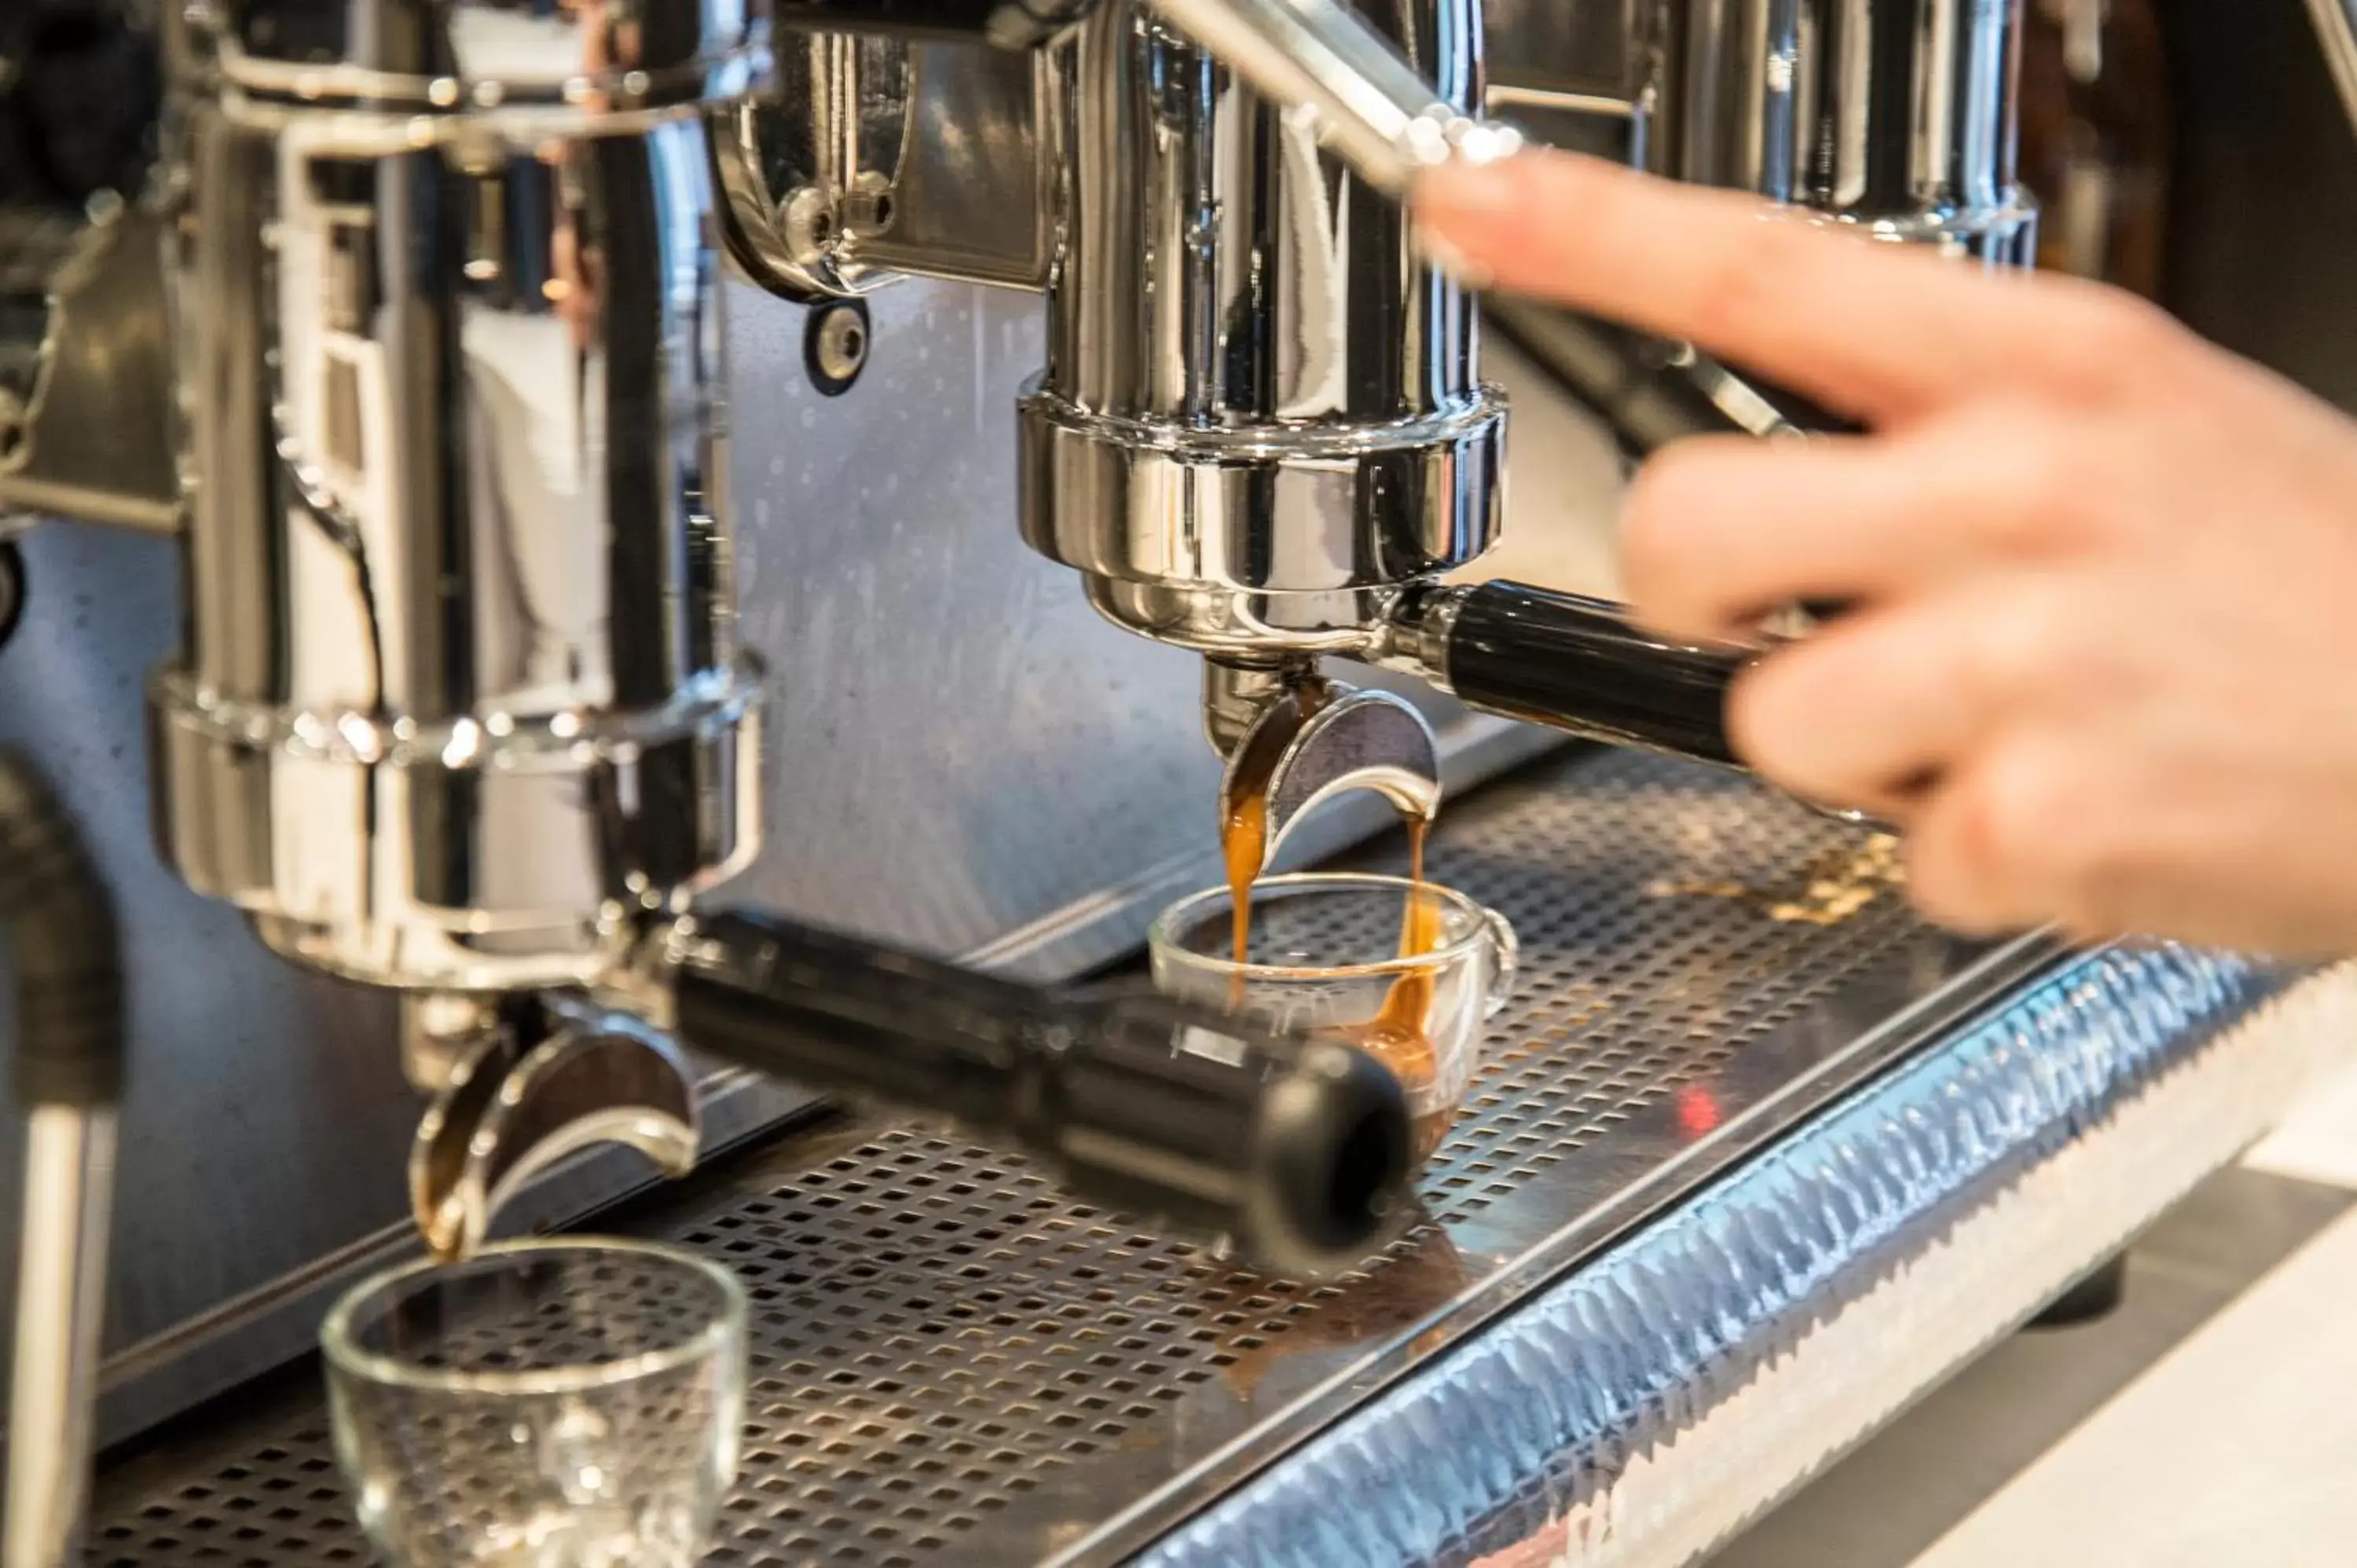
[0,285,1548,1457]
[155,9,768,991]
[1484,0,2036,469]
[1634,0,2036,254]
[0,0,1574,1465]
[717,33,1057,296]
[200,0,771,114]
[1143,0,1520,194]
[0,2,174,535]
[0,203,178,535]
[860,40,1058,288]
[715,30,915,299]
[1020,0,1504,664]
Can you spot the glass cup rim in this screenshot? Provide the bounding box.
[320,1235,747,1398]
[1149,871,1496,983]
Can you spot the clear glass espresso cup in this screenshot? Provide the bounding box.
[321,1237,748,1568]
[1149,873,1518,1162]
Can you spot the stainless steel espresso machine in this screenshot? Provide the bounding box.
[7,2,2357,1566]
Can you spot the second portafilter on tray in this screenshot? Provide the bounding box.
[609,912,1418,1280]
[405,905,1420,1283]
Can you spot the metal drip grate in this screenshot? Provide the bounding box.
[90,748,1971,1567]
[1409,762,1917,1223]
[683,1134,1344,1561]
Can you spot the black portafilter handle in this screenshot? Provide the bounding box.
[667,910,1413,1277]
[1399,581,1752,768]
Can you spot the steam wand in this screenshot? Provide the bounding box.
[0,751,123,1568]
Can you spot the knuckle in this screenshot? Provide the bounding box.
[1620,443,1742,628]
[1906,750,2057,929]
[1973,744,2081,877]
[1901,811,2007,934]
[1950,595,2062,719]
[1727,647,1846,797]
[1902,852,2002,935]
[1615,511,1683,628]
[1980,418,2091,538]
[1927,742,2131,932]
[1731,632,1936,815]
[2057,284,2187,396]
[1961,408,2146,556]
[2084,288,2179,359]
[1724,655,1799,778]
[1686,214,1819,349]
[1618,453,1693,573]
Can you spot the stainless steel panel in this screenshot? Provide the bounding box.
[717,278,1211,957]
[1483,0,1629,97]
[864,44,1054,290]
[89,747,2055,1566]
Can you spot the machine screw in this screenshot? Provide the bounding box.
[805,299,871,397]
[779,185,841,266]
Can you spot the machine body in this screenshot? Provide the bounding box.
[0,0,2040,1559]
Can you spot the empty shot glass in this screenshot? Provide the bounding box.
[322,1237,747,1568]
[1149,873,1518,1162]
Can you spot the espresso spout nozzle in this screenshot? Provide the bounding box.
[409,999,700,1262]
[1220,681,1442,881]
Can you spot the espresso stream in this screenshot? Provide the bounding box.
[1222,696,1453,1162]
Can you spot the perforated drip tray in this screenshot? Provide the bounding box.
[89,749,2055,1567]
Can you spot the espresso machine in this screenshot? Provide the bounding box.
[707,0,2042,810]
[10,2,2357,1566]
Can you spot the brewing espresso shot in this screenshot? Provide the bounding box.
[1149,874,1519,1163]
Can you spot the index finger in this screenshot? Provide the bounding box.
[1413,149,2078,423]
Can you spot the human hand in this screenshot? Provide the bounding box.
[1417,148,2357,956]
